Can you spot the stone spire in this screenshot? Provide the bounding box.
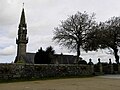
[20,8,26,25]
[15,4,28,63]
[19,3,26,28]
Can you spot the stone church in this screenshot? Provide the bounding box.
[14,7,77,64]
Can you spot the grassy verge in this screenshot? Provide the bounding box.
[0,75,94,84]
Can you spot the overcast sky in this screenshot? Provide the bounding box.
[0,0,120,63]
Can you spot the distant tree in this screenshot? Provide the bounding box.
[46,46,55,55]
[34,46,55,64]
[85,17,120,64]
[53,11,97,62]
[34,47,46,64]
[46,46,55,62]
[99,17,120,63]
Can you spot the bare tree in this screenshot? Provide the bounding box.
[94,17,120,63]
[53,11,97,62]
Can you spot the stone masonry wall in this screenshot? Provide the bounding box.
[0,64,93,80]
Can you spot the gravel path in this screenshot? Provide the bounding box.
[0,77,120,90]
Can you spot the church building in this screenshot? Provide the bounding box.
[14,7,78,64]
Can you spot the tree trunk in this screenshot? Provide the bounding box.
[113,48,119,64]
[77,44,80,63]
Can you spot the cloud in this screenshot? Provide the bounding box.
[0,0,19,26]
[0,45,15,56]
[81,49,115,64]
[27,35,54,52]
[0,36,15,47]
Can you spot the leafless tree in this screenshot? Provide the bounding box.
[53,11,97,62]
[95,17,120,63]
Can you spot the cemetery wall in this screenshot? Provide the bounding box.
[0,64,94,80]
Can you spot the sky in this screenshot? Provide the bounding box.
[0,0,120,63]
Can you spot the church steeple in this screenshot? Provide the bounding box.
[17,6,28,44]
[20,8,26,25]
[15,5,28,63]
[19,3,26,29]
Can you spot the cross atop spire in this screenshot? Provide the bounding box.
[23,3,24,8]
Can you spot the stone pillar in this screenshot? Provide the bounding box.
[118,64,120,74]
[88,59,94,74]
[109,59,113,74]
[98,58,103,74]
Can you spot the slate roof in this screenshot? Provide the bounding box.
[26,53,77,64]
[26,53,35,64]
[53,54,77,64]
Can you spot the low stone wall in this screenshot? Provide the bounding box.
[0,64,93,80]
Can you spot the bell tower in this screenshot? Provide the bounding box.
[15,6,28,63]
